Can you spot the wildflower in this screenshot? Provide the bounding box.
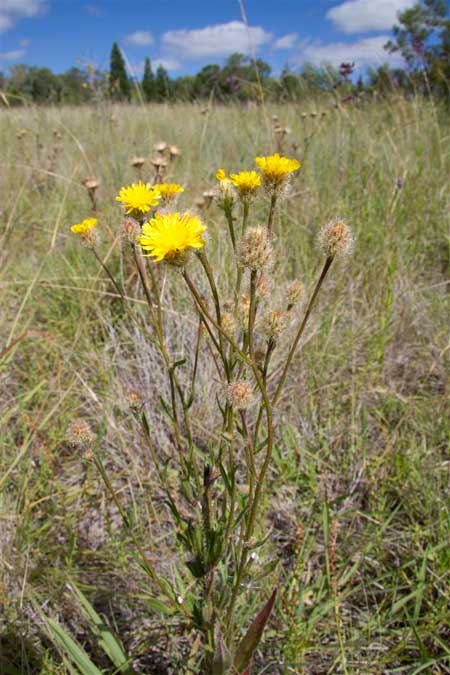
[229,171,261,202]
[136,212,207,264]
[216,168,230,183]
[71,217,98,247]
[67,420,94,449]
[226,380,254,410]
[255,153,300,195]
[285,279,305,310]
[318,218,354,259]
[238,226,272,271]
[215,169,234,208]
[153,183,184,205]
[115,181,161,216]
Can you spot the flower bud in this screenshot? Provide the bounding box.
[318,218,354,259]
[238,226,272,271]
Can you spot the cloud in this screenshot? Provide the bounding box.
[0,48,27,60]
[327,0,415,35]
[152,57,181,72]
[162,21,272,58]
[124,30,154,47]
[273,33,298,50]
[0,0,47,33]
[298,35,404,68]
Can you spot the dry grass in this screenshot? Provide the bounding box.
[0,97,449,673]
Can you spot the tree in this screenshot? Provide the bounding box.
[385,0,450,96]
[109,42,131,101]
[155,65,170,101]
[142,57,155,101]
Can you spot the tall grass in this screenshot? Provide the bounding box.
[0,96,449,673]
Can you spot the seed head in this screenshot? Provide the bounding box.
[82,177,100,192]
[238,293,251,324]
[285,279,305,309]
[130,156,146,169]
[153,141,168,154]
[238,226,273,271]
[226,380,254,410]
[318,218,354,259]
[120,217,140,243]
[67,420,94,449]
[125,389,144,412]
[261,310,288,340]
[221,312,237,337]
[169,145,181,159]
[257,272,271,299]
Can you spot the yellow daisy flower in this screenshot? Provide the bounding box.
[115,181,160,215]
[255,153,300,192]
[153,183,184,204]
[229,170,261,200]
[70,217,97,235]
[137,212,207,263]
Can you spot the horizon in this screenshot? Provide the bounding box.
[0,0,414,77]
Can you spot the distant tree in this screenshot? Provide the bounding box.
[155,64,170,101]
[142,57,155,101]
[298,63,341,92]
[109,42,131,101]
[59,67,92,104]
[385,0,450,96]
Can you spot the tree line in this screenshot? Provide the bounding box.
[1,0,448,106]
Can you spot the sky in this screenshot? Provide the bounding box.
[0,0,416,76]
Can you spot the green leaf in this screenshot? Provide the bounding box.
[40,614,104,675]
[233,588,277,673]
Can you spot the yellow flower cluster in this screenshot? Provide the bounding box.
[255,153,300,194]
[70,217,97,235]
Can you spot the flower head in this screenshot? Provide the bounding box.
[318,218,354,259]
[137,211,207,264]
[216,168,230,183]
[238,225,273,271]
[255,153,300,194]
[226,380,254,410]
[115,181,161,216]
[153,183,184,204]
[229,171,261,202]
[71,217,97,235]
[67,420,94,449]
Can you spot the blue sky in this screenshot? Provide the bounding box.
[0,0,414,76]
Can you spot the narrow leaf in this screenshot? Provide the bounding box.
[233,588,277,673]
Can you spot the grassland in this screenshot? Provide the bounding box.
[0,97,449,674]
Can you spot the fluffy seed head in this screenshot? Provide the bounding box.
[221,312,237,337]
[125,389,144,411]
[318,218,354,259]
[82,177,100,192]
[261,310,288,340]
[130,156,145,169]
[120,217,140,243]
[286,279,305,309]
[153,141,168,154]
[67,420,94,449]
[169,144,181,159]
[226,380,254,410]
[136,211,207,264]
[238,226,273,271]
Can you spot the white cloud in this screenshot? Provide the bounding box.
[124,30,154,47]
[299,35,404,68]
[327,0,415,35]
[162,21,272,58]
[273,33,298,50]
[152,57,181,72]
[0,48,27,60]
[0,0,46,32]
[84,4,102,17]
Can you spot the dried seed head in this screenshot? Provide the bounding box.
[286,279,305,309]
[125,389,144,411]
[194,196,206,209]
[82,176,100,192]
[151,155,168,167]
[318,218,354,259]
[226,380,254,410]
[310,111,318,118]
[261,310,288,340]
[169,144,180,159]
[153,141,167,154]
[202,189,216,207]
[301,113,307,119]
[257,272,271,299]
[238,226,273,271]
[17,128,28,139]
[238,293,251,324]
[120,217,140,243]
[66,420,94,449]
[130,156,146,169]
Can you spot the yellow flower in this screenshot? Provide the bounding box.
[255,153,300,189]
[215,168,230,183]
[137,212,207,263]
[229,171,261,200]
[115,181,160,215]
[70,217,97,235]
[153,183,184,203]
